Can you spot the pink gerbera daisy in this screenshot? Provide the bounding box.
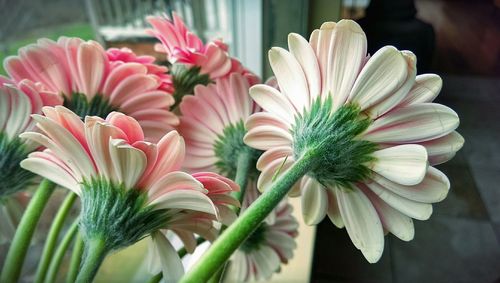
[4,37,177,142]
[147,12,232,80]
[244,20,464,262]
[19,106,238,282]
[0,77,61,242]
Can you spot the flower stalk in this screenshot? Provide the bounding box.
[67,232,84,283]
[179,149,317,283]
[0,179,57,283]
[45,218,79,283]
[35,192,77,283]
[75,236,108,283]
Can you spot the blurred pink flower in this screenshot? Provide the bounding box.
[147,12,232,79]
[4,38,177,142]
[20,106,239,282]
[244,20,464,263]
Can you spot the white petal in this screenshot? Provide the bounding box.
[108,139,146,189]
[371,166,450,203]
[314,22,336,94]
[419,131,464,165]
[288,33,321,101]
[151,232,184,283]
[249,84,296,124]
[370,144,428,186]
[364,103,459,143]
[336,187,384,263]
[149,190,217,216]
[366,51,417,118]
[148,171,203,200]
[252,245,281,279]
[268,47,309,112]
[325,20,367,109]
[243,125,293,151]
[256,146,293,171]
[349,46,408,110]
[301,177,328,225]
[400,74,442,106]
[326,187,344,228]
[361,185,414,241]
[364,180,433,220]
[21,156,80,195]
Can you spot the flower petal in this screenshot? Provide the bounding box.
[369,144,428,186]
[365,103,459,143]
[400,74,442,106]
[336,187,384,263]
[288,33,321,102]
[268,47,309,112]
[301,177,328,225]
[349,46,408,110]
[151,232,184,283]
[249,84,296,124]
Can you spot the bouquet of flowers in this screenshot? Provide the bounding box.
[0,11,463,283]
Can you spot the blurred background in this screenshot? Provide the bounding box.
[0,0,499,282]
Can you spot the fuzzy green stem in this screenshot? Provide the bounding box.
[147,273,163,283]
[75,236,108,283]
[35,192,77,283]
[180,150,316,283]
[0,179,56,283]
[66,232,84,283]
[45,218,79,283]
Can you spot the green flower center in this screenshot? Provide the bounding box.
[79,177,168,251]
[0,132,35,198]
[213,121,261,180]
[239,222,267,253]
[291,96,378,188]
[171,64,212,109]
[63,93,119,119]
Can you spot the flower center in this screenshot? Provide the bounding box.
[239,222,267,253]
[291,96,378,188]
[213,121,261,180]
[171,64,212,108]
[0,133,35,198]
[63,92,119,119]
[79,177,168,251]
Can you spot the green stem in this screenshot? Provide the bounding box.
[45,218,79,283]
[35,192,77,283]
[208,150,254,283]
[75,236,109,283]
[232,150,253,209]
[0,179,56,283]
[66,232,84,283]
[148,237,207,283]
[180,150,316,283]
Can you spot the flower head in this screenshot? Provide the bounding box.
[20,106,238,280]
[179,72,261,178]
[4,38,177,142]
[147,12,232,80]
[0,77,61,197]
[244,20,463,262]
[225,185,298,282]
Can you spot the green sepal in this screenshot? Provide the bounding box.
[171,64,212,109]
[292,96,378,188]
[0,133,35,198]
[79,177,169,252]
[64,92,118,119]
[213,121,261,180]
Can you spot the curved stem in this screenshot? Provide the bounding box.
[35,192,77,283]
[0,179,56,283]
[180,151,316,283]
[75,236,108,283]
[45,218,79,283]
[66,232,84,283]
